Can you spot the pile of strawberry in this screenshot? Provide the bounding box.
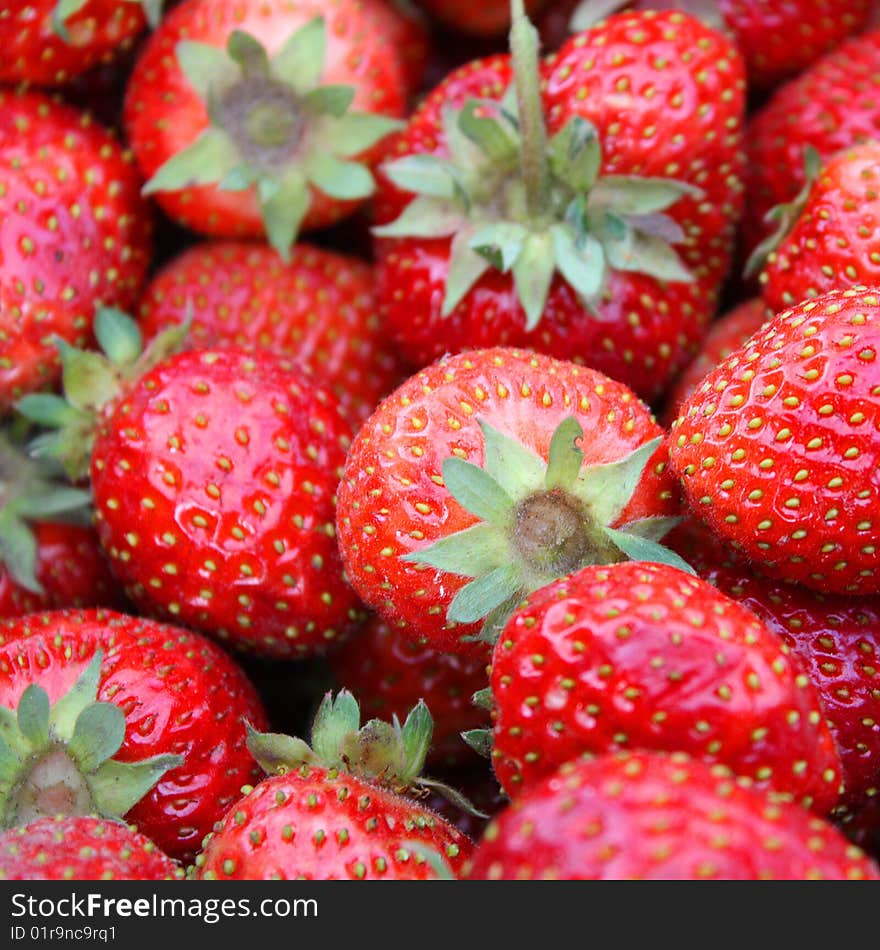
[2,0,880,882]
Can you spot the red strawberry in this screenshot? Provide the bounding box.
[667,286,880,596]
[329,615,491,768]
[486,560,841,810]
[0,88,152,409]
[124,0,406,258]
[0,608,269,862]
[0,0,151,87]
[414,0,549,36]
[753,144,880,315]
[668,517,880,816]
[137,240,405,424]
[464,751,879,880]
[367,0,429,98]
[194,692,474,880]
[662,297,768,423]
[0,816,182,881]
[743,29,880,257]
[373,6,746,402]
[336,346,683,656]
[20,312,363,659]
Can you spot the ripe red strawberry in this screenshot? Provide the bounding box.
[194,692,474,880]
[368,0,429,98]
[668,517,880,816]
[373,6,746,401]
[0,0,151,87]
[414,0,549,35]
[0,88,152,409]
[667,286,880,596]
[137,240,405,424]
[464,751,879,880]
[336,346,684,656]
[0,608,269,862]
[553,1,872,90]
[329,615,491,768]
[20,312,363,658]
[753,144,880,315]
[0,816,182,881]
[662,297,768,423]
[486,560,841,810]
[743,29,880,257]
[124,0,407,258]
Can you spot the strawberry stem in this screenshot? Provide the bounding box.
[509,0,550,221]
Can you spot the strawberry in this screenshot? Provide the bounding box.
[194,692,475,880]
[123,0,406,259]
[329,615,491,768]
[667,286,880,596]
[463,751,880,880]
[484,560,841,810]
[336,346,684,656]
[137,240,405,424]
[559,1,872,90]
[751,144,880,315]
[373,5,746,402]
[668,517,880,817]
[368,0,429,98]
[0,0,153,87]
[414,0,549,36]
[0,816,183,880]
[743,29,880,258]
[0,88,152,410]
[662,297,768,423]
[0,608,269,861]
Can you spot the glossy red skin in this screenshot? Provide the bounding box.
[662,297,768,424]
[413,0,549,36]
[743,30,880,257]
[336,347,680,655]
[0,817,181,881]
[124,0,407,238]
[490,560,841,811]
[760,145,880,315]
[668,517,880,814]
[0,609,269,862]
[0,0,147,86]
[668,287,880,596]
[464,752,879,880]
[138,240,405,425]
[374,11,746,402]
[0,89,152,409]
[91,347,361,658]
[0,522,122,619]
[366,0,429,97]
[329,615,491,768]
[196,766,473,879]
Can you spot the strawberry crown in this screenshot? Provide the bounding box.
[375,0,700,329]
[0,434,92,595]
[744,145,822,279]
[51,0,164,39]
[246,690,486,817]
[0,651,182,829]
[16,307,188,483]
[402,414,693,645]
[142,19,403,260]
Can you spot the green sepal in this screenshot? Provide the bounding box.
[479,419,546,500]
[138,0,165,29]
[469,222,528,272]
[400,522,507,579]
[381,155,464,201]
[461,729,493,759]
[373,196,467,240]
[226,29,271,77]
[0,741,20,784]
[68,702,126,773]
[142,127,238,197]
[245,722,315,775]
[48,653,102,737]
[417,777,489,819]
[447,563,523,625]
[0,510,40,594]
[307,156,375,200]
[55,340,121,415]
[310,690,361,766]
[0,707,27,758]
[572,436,662,526]
[14,394,81,430]
[17,686,50,750]
[590,175,702,216]
[602,526,697,576]
[175,40,239,102]
[745,144,822,278]
[545,416,585,491]
[13,486,91,521]
[442,228,492,316]
[86,753,184,816]
[258,172,309,263]
[458,101,519,164]
[94,308,143,368]
[441,457,514,527]
[551,224,606,306]
[339,720,407,783]
[302,84,355,118]
[400,702,433,781]
[270,16,326,92]
[618,515,682,544]
[512,231,556,330]
[476,592,525,645]
[472,688,494,712]
[50,0,88,41]
[549,116,602,193]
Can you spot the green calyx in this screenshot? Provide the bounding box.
[17,307,188,483]
[402,416,694,644]
[142,20,402,260]
[0,652,182,829]
[0,435,92,595]
[744,145,822,279]
[374,0,699,329]
[51,0,164,41]
[246,691,487,817]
